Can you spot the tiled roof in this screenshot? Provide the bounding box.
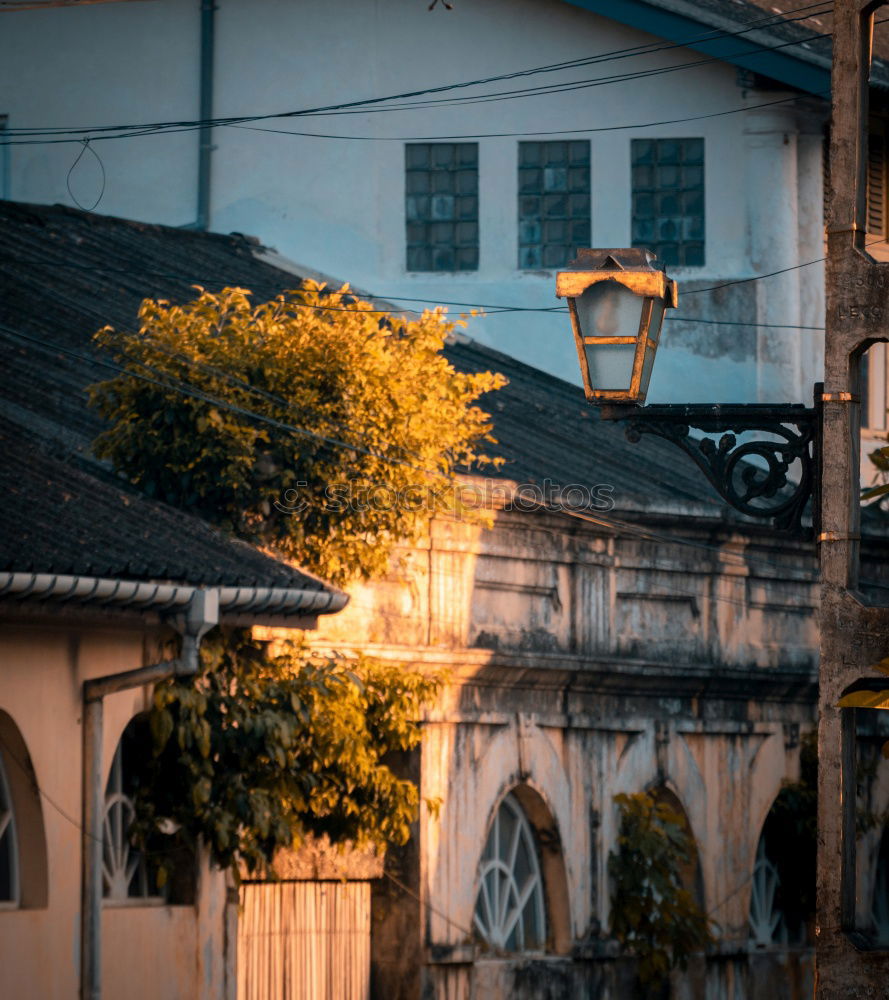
[0,199,737,544]
[446,337,725,514]
[0,416,328,590]
[0,201,338,591]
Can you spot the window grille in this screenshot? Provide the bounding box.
[0,752,19,907]
[749,837,786,947]
[405,143,478,272]
[518,140,590,270]
[631,138,705,267]
[473,793,545,952]
[103,725,164,903]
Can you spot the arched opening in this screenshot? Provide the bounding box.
[103,714,194,905]
[0,750,18,908]
[650,785,705,909]
[472,784,571,955]
[0,710,48,909]
[748,736,816,948]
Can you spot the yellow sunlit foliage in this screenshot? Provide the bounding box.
[130,631,444,879]
[90,283,506,585]
[88,285,490,874]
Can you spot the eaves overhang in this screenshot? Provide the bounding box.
[561,0,832,97]
[0,571,349,627]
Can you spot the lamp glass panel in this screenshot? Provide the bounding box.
[639,298,665,398]
[576,281,645,392]
[647,297,666,345]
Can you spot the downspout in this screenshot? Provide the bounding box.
[79,589,219,1000]
[196,0,216,230]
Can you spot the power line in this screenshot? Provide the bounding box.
[0,321,824,599]
[0,247,846,324]
[307,27,830,117]
[0,733,99,843]
[223,92,815,144]
[0,3,830,144]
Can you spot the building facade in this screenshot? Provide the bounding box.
[1,198,886,998]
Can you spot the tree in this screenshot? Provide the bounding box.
[88,284,501,878]
[608,792,713,989]
[130,632,442,881]
[90,283,506,585]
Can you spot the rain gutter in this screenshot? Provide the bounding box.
[0,572,349,617]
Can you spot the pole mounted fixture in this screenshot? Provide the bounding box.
[556,248,677,405]
[557,247,819,536]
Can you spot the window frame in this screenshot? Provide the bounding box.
[404,142,479,274]
[473,792,546,953]
[102,725,166,907]
[630,136,706,268]
[517,139,591,271]
[0,751,20,910]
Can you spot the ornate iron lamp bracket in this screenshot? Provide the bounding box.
[600,401,820,537]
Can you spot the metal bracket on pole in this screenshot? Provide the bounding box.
[600,400,819,537]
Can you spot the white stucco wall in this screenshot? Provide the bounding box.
[0,0,825,403]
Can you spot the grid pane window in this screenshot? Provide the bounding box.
[518,141,590,270]
[631,138,705,267]
[406,143,478,271]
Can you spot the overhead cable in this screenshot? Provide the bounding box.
[0,3,832,145]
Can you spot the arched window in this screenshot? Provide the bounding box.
[0,711,47,909]
[0,751,19,907]
[473,793,546,952]
[651,786,705,908]
[749,836,785,947]
[748,747,816,949]
[103,716,165,903]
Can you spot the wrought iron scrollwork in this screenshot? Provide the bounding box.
[602,403,818,536]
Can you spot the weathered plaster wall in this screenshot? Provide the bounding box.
[310,503,821,999]
[0,621,231,999]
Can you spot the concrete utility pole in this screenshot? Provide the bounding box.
[820,2,889,994]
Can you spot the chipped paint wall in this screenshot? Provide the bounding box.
[0,0,825,404]
[311,503,821,999]
[0,621,232,999]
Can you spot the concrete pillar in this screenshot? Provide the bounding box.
[819,2,889,995]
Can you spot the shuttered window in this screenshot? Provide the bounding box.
[867,122,887,241]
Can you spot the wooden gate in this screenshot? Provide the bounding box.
[237,881,371,1000]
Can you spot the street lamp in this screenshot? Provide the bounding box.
[556,248,677,405]
[557,247,820,537]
